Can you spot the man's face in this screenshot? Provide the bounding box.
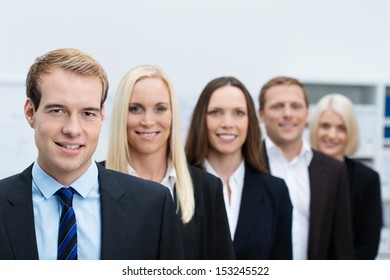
[259,84,308,150]
[24,68,104,185]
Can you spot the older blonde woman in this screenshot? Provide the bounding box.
[310,93,382,259]
[104,65,234,259]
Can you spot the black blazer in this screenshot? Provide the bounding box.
[345,157,382,259]
[0,163,184,260]
[263,146,355,259]
[233,162,292,260]
[178,166,235,259]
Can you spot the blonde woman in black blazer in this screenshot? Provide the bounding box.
[310,93,382,259]
[104,65,234,260]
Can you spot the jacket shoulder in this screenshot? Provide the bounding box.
[246,163,289,193]
[311,150,346,171]
[257,171,290,198]
[0,165,33,194]
[188,165,222,194]
[345,157,380,187]
[345,157,379,177]
[98,163,170,198]
[0,174,21,198]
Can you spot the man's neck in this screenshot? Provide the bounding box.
[275,139,303,162]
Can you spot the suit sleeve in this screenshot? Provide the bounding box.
[270,180,293,260]
[331,165,355,259]
[355,171,382,259]
[157,189,185,259]
[214,179,236,259]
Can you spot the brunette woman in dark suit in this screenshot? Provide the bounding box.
[185,77,293,259]
[310,93,382,259]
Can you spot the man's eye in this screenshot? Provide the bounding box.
[291,103,303,109]
[271,104,282,109]
[50,109,64,114]
[84,112,97,117]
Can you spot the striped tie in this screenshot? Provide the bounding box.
[56,187,78,260]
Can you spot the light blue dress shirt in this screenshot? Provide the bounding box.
[32,160,101,260]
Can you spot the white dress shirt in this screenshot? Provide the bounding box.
[32,160,101,260]
[265,137,313,260]
[204,159,245,240]
[128,160,177,199]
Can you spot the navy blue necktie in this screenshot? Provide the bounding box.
[56,187,78,260]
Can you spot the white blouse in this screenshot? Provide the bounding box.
[204,159,245,240]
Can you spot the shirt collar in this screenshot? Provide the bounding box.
[265,136,313,166]
[204,159,218,178]
[161,160,177,188]
[127,160,177,196]
[32,160,99,199]
[204,158,245,185]
[230,160,245,188]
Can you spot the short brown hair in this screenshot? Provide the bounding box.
[185,76,266,173]
[26,48,109,109]
[259,76,308,110]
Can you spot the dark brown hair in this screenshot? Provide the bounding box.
[185,76,266,173]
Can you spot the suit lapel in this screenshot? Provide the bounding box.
[3,165,39,259]
[307,151,328,259]
[97,165,128,260]
[234,164,265,251]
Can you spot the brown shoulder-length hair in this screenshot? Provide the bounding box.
[185,76,267,173]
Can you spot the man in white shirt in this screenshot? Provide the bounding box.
[258,76,354,259]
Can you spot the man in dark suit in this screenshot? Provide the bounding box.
[0,48,183,260]
[258,76,355,259]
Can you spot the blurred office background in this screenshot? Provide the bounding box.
[1,0,390,258]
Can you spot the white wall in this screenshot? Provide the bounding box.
[1,0,390,177]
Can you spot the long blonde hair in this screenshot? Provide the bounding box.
[106,65,194,223]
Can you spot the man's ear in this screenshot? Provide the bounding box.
[258,109,264,123]
[100,104,105,122]
[24,99,36,128]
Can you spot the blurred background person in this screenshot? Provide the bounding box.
[258,77,354,259]
[310,93,382,259]
[104,65,234,260]
[186,76,292,259]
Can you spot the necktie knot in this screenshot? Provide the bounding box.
[56,187,76,207]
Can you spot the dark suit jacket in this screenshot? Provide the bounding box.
[345,157,382,259]
[233,162,293,260]
[0,163,184,260]
[178,166,235,259]
[263,146,355,259]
